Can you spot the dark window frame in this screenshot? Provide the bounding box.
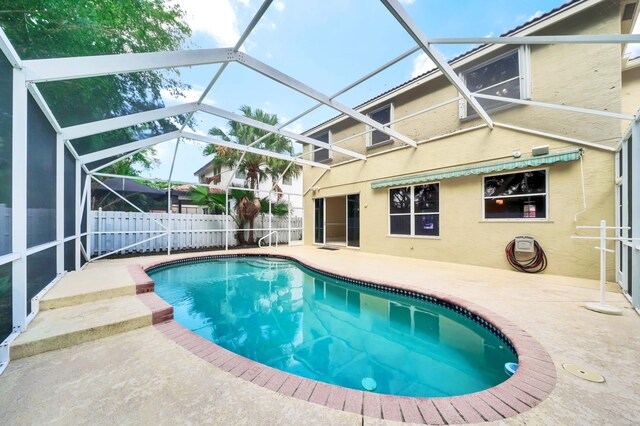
[311,131,332,163]
[388,183,440,237]
[482,168,549,221]
[366,103,394,148]
[459,46,530,119]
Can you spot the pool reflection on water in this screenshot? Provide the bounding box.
[150,258,516,397]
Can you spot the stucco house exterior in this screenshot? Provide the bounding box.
[302,0,640,282]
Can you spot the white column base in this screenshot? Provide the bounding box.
[585,302,623,316]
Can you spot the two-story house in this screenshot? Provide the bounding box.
[302,0,639,281]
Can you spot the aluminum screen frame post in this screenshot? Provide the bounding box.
[197,104,365,161]
[236,53,418,148]
[631,118,640,310]
[56,133,64,274]
[22,48,236,83]
[379,0,494,129]
[11,69,28,333]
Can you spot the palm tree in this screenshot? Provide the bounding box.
[203,106,300,244]
[188,186,289,245]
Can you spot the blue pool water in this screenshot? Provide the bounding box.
[150,257,517,397]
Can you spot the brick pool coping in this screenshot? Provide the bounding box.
[131,252,557,424]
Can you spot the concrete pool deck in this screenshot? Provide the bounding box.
[1,246,639,424]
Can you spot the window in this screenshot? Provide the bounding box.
[367,104,393,147]
[311,131,331,162]
[389,183,439,237]
[282,175,293,185]
[235,169,246,180]
[460,47,530,118]
[483,170,547,220]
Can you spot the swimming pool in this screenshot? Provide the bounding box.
[149,256,517,398]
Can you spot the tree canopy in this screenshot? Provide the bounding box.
[0,0,193,172]
[200,106,300,244]
[204,105,301,191]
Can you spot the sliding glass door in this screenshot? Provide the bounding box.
[314,198,324,244]
[347,194,360,247]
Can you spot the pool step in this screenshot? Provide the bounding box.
[11,293,172,360]
[39,264,138,311]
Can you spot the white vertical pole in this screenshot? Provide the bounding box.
[621,137,630,294]
[631,119,640,309]
[167,184,172,255]
[268,190,272,247]
[74,158,81,270]
[599,219,606,305]
[97,207,102,256]
[288,194,291,245]
[12,69,28,332]
[614,150,621,284]
[85,174,91,261]
[56,133,64,273]
[225,187,229,251]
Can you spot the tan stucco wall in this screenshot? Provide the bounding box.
[304,127,615,280]
[302,3,630,280]
[622,66,640,116]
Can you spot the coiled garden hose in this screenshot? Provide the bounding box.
[505,239,547,273]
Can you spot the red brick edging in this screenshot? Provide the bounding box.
[128,264,173,324]
[128,253,556,424]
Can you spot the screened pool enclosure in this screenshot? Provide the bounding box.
[0,0,639,373]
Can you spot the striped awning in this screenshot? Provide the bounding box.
[371,148,583,189]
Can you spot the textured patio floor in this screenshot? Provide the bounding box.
[1,246,639,425]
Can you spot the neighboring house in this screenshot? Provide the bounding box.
[194,160,304,217]
[302,0,640,281]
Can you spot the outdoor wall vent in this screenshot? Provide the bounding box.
[532,145,549,156]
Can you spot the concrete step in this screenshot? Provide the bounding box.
[39,263,139,310]
[11,293,172,360]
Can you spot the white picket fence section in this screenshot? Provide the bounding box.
[90,210,302,256]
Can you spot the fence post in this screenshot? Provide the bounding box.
[225,187,229,251]
[268,190,272,247]
[97,207,102,256]
[167,184,172,256]
[288,194,291,245]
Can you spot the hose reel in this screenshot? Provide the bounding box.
[505,236,547,273]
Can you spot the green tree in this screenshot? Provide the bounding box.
[189,186,289,246]
[203,106,300,243]
[0,0,193,171]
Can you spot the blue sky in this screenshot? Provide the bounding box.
[152,0,579,182]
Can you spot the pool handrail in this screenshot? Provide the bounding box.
[258,231,279,249]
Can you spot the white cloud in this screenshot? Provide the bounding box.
[528,10,544,22]
[274,1,285,12]
[411,52,436,78]
[280,119,304,135]
[176,0,241,48]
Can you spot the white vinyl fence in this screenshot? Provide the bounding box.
[90,210,302,256]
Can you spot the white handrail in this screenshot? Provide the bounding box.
[258,231,278,249]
